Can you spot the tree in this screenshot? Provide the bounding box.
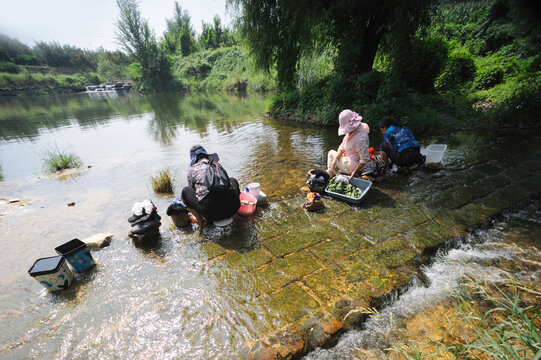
[115,0,173,90]
[163,1,197,56]
[229,0,430,89]
[199,15,236,50]
[115,0,153,69]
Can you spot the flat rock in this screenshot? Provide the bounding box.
[82,233,113,250]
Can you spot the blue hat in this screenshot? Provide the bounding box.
[189,145,219,166]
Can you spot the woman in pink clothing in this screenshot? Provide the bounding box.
[327,109,370,179]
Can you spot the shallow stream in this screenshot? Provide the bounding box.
[0,91,539,359]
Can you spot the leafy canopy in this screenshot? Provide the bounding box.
[229,0,430,89]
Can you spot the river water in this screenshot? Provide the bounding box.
[0,91,539,359]
[0,91,338,359]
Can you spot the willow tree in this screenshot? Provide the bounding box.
[229,0,429,89]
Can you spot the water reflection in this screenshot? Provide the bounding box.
[0,91,270,145]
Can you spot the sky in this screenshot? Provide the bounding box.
[0,0,232,51]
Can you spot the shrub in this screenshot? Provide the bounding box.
[42,145,82,173]
[435,46,476,92]
[394,36,449,93]
[0,61,20,74]
[151,169,175,194]
[473,64,505,90]
[14,54,40,66]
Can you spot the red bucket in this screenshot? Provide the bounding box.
[238,192,257,216]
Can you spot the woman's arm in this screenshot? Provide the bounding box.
[349,161,366,180]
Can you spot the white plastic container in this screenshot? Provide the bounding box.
[425,144,447,163]
[28,255,73,291]
[247,183,261,197]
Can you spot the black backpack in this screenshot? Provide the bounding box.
[205,158,231,193]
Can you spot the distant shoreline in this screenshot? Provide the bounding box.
[0,85,85,96]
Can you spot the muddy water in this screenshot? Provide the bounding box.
[304,202,541,360]
[0,91,539,359]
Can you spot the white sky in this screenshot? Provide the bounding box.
[0,0,232,51]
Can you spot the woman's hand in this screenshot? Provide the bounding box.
[349,161,366,180]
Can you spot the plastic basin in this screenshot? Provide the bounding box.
[425,144,447,163]
[238,192,257,216]
[325,177,372,205]
[247,182,261,197]
[55,238,95,272]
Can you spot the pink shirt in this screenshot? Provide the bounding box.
[338,123,370,169]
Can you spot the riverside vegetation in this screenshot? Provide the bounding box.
[42,145,82,173]
[235,0,540,132]
[1,0,538,133]
[2,1,539,134]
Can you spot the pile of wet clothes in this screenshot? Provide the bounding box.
[306,169,330,193]
[128,199,161,234]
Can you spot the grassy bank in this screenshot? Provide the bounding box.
[267,0,541,133]
[0,71,87,93]
[171,46,276,92]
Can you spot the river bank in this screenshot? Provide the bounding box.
[0,71,86,96]
[0,85,85,96]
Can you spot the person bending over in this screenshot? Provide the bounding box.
[378,117,423,169]
[181,145,240,225]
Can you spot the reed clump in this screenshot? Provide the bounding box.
[43,146,82,173]
[454,277,540,360]
[151,168,175,194]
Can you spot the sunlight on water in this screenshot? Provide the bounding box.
[1,91,539,359]
[0,91,338,359]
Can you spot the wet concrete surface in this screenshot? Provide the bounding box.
[194,130,541,359]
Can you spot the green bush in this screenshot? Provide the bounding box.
[473,64,504,90]
[395,36,449,93]
[172,46,275,91]
[14,54,40,66]
[435,47,476,92]
[0,61,20,74]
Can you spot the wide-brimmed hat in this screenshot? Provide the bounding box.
[189,145,219,166]
[338,109,363,136]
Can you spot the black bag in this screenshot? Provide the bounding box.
[205,159,231,193]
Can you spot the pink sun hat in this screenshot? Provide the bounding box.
[338,109,365,136]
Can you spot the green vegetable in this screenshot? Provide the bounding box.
[327,177,362,198]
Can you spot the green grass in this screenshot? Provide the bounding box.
[396,277,541,360]
[42,145,83,173]
[455,278,541,360]
[151,168,175,194]
[0,71,85,89]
